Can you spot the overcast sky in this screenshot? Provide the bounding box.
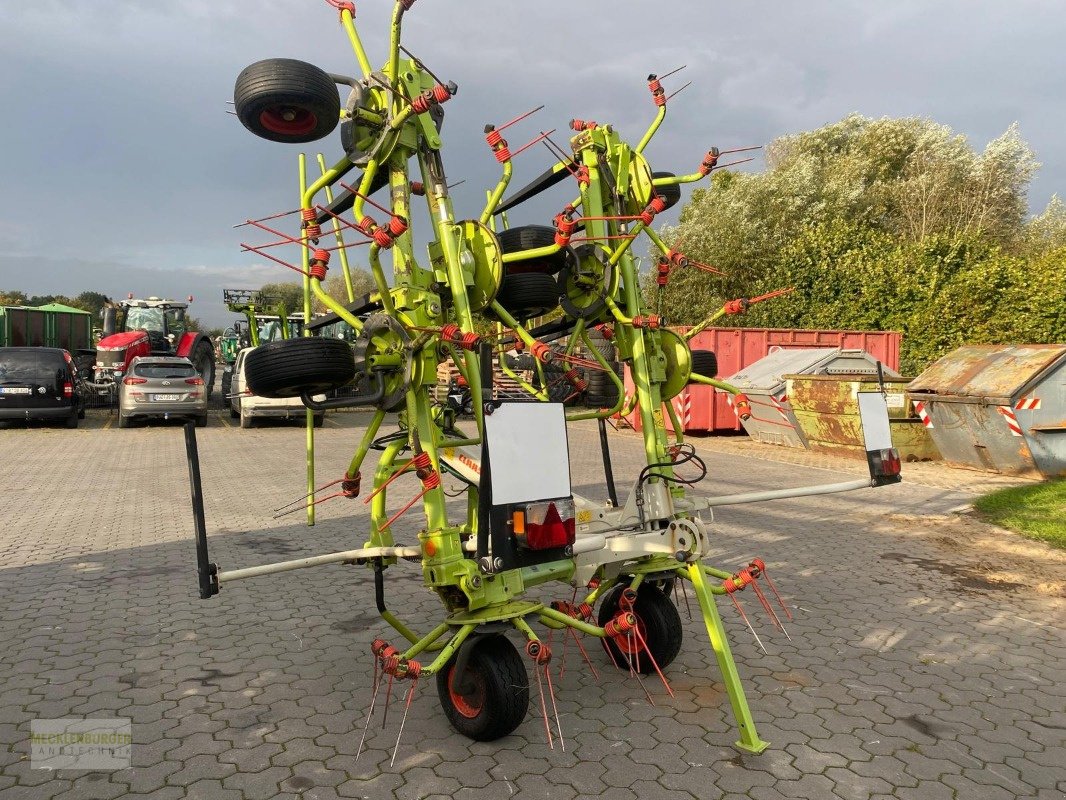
[2,0,1063,328]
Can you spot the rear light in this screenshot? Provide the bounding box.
[63,382,73,398]
[123,377,147,385]
[517,499,576,551]
[185,377,204,386]
[871,447,901,478]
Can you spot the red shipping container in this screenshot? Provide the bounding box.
[624,327,901,433]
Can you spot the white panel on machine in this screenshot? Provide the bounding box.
[484,402,571,505]
[857,391,893,451]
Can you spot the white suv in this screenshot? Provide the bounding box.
[229,347,325,429]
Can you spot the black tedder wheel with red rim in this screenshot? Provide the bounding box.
[598,583,683,675]
[234,58,341,144]
[436,635,529,742]
[652,171,683,210]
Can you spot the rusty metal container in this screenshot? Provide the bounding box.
[787,373,939,461]
[624,326,902,433]
[724,348,895,448]
[906,344,1066,477]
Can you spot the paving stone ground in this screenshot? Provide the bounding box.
[1,408,1063,800]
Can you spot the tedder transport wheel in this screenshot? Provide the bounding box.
[245,338,355,398]
[498,225,574,275]
[234,58,340,144]
[652,171,682,210]
[192,342,216,401]
[689,349,719,380]
[598,583,683,675]
[436,635,529,742]
[494,272,560,322]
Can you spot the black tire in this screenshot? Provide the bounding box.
[230,401,239,419]
[598,583,683,675]
[64,412,79,429]
[195,415,208,428]
[312,414,324,428]
[494,273,560,322]
[497,226,573,275]
[689,349,718,380]
[245,338,355,399]
[652,171,682,211]
[192,341,216,401]
[118,415,131,429]
[234,58,340,144]
[436,635,529,742]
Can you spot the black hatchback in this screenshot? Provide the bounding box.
[0,347,86,428]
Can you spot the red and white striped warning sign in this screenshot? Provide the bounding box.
[1015,396,1041,411]
[912,400,934,429]
[769,393,791,423]
[996,405,1024,437]
[671,389,692,429]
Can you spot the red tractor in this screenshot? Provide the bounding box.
[92,296,216,400]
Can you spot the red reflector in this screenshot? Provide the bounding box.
[123,377,147,385]
[185,377,205,386]
[875,447,901,477]
[524,500,576,551]
[63,382,73,398]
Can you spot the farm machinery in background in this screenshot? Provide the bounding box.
[219,289,303,397]
[91,296,215,400]
[185,0,902,761]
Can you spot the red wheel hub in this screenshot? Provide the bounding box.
[447,665,485,719]
[611,614,648,655]
[259,105,318,136]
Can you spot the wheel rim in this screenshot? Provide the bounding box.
[447,665,485,719]
[259,105,318,136]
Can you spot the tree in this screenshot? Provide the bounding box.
[650,114,1059,374]
[313,269,376,314]
[0,290,28,306]
[257,282,305,315]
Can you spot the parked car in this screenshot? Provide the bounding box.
[230,347,324,429]
[118,356,208,428]
[0,347,86,428]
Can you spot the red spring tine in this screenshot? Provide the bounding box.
[751,579,792,642]
[337,181,394,216]
[730,594,767,655]
[665,80,692,103]
[362,457,416,504]
[761,570,793,621]
[272,477,344,513]
[718,145,763,155]
[356,660,383,761]
[533,657,553,750]
[543,664,565,752]
[238,243,308,277]
[390,678,418,767]
[510,129,557,160]
[675,576,693,621]
[496,104,545,133]
[708,156,756,172]
[570,627,599,680]
[633,626,674,698]
[377,486,431,534]
[232,207,303,228]
[658,63,687,80]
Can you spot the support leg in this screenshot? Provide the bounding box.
[686,562,769,754]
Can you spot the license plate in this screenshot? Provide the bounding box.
[153,394,181,402]
[0,387,31,395]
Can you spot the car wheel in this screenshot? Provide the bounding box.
[118,415,131,429]
[245,338,356,398]
[195,415,208,428]
[64,412,79,429]
[234,58,341,144]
